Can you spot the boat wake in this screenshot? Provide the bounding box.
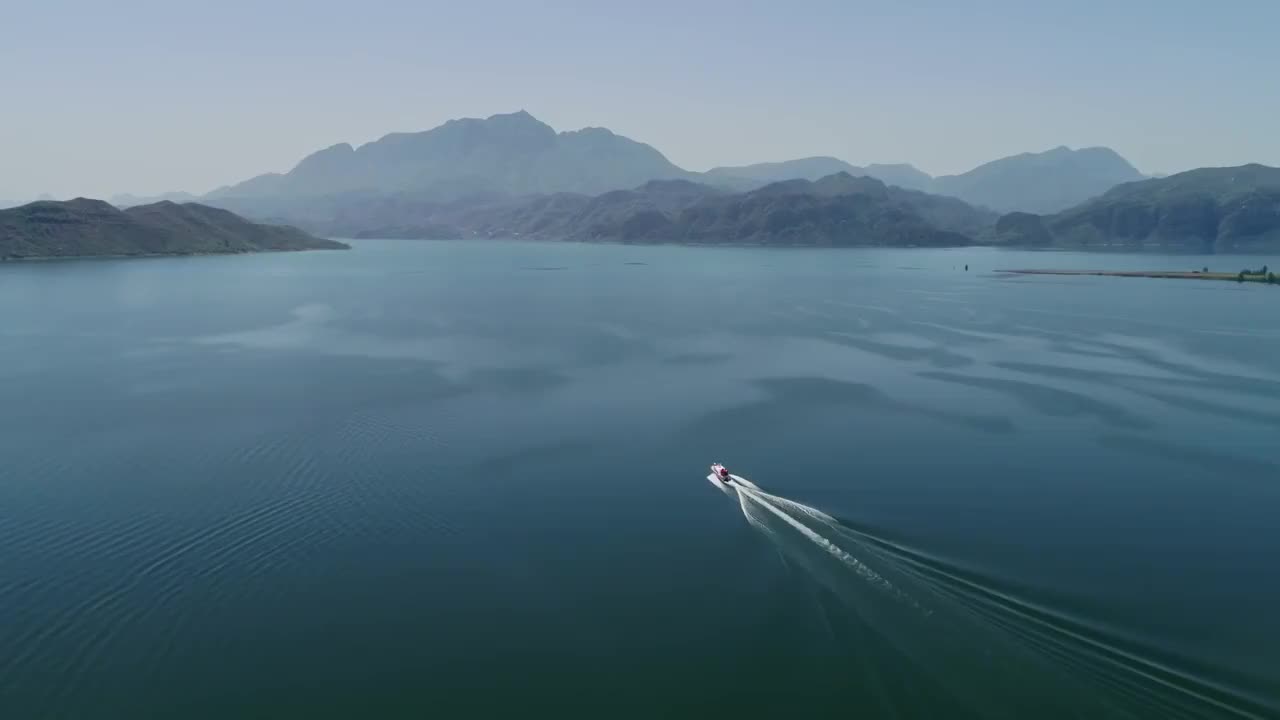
[722,477,1273,720]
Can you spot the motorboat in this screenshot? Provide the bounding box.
[706,463,761,496]
[710,462,732,483]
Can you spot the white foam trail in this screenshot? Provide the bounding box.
[722,477,1273,720]
[767,500,1272,720]
[734,482,881,583]
[730,480,925,614]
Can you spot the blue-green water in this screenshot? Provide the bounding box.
[1,240,1277,718]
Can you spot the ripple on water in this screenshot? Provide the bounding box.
[661,351,734,366]
[332,405,467,540]
[1097,434,1280,477]
[33,489,344,696]
[996,360,1280,401]
[1,412,469,711]
[824,331,974,368]
[688,376,1015,437]
[1128,388,1280,429]
[4,244,1279,717]
[917,370,1154,430]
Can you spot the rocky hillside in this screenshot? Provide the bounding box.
[350,173,995,247]
[0,199,347,260]
[992,164,1280,252]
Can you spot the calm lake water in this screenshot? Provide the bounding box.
[1,240,1277,718]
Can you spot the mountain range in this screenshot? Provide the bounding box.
[0,199,347,260]
[332,173,995,248]
[706,149,1143,214]
[199,111,1142,221]
[382,163,1280,252]
[89,110,1280,252]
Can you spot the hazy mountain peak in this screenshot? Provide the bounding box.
[932,145,1143,213]
[206,111,690,203]
[812,172,890,197]
[744,172,892,199]
[561,126,617,138]
[293,143,356,173]
[63,197,118,211]
[706,156,859,183]
[637,178,719,195]
[469,109,556,137]
[704,158,934,193]
[443,109,539,125]
[413,110,559,151]
[861,163,934,191]
[750,178,817,196]
[108,191,200,208]
[486,108,549,125]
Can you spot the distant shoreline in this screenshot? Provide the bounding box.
[341,236,1280,256]
[0,246,346,264]
[343,235,976,250]
[999,268,1276,284]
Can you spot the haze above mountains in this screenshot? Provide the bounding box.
[9,1,1279,214]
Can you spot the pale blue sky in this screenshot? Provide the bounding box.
[4,0,1278,200]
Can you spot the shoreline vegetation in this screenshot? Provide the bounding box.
[1000,267,1276,284]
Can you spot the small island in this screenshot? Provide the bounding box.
[0,198,348,261]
